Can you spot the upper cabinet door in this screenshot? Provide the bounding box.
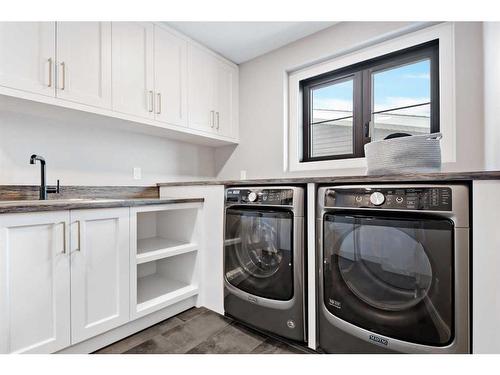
[56,22,112,109]
[0,211,70,354]
[112,22,154,119]
[188,44,216,132]
[70,207,130,344]
[154,26,188,127]
[0,22,55,96]
[214,61,237,138]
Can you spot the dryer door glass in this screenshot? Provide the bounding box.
[323,213,454,346]
[225,208,293,300]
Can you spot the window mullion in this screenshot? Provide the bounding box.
[352,70,367,158]
[361,68,373,156]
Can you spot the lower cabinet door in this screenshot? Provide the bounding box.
[70,207,130,344]
[0,211,71,354]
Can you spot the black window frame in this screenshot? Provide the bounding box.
[300,40,440,162]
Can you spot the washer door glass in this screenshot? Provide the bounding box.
[323,213,454,346]
[338,225,433,311]
[225,208,293,301]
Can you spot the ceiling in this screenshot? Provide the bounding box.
[165,22,337,64]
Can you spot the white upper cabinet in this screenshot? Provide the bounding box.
[188,43,215,133]
[56,22,112,109]
[214,60,237,138]
[0,22,239,144]
[153,25,188,127]
[0,211,70,354]
[112,22,154,119]
[187,43,238,138]
[70,208,130,344]
[0,22,55,96]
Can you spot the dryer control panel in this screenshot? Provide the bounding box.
[226,188,294,206]
[325,187,452,211]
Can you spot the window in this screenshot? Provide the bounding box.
[301,40,439,162]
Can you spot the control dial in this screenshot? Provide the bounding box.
[370,192,385,206]
[247,192,258,202]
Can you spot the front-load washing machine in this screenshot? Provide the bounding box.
[224,186,306,342]
[317,184,470,353]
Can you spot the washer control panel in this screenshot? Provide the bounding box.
[326,187,452,211]
[226,188,294,206]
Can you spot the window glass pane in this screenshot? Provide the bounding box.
[372,59,431,142]
[311,78,353,158]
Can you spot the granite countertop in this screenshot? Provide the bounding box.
[157,170,500,187]
[0,197,204,214]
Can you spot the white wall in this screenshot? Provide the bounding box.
[0,99,216,186]
[483,22,500,169]
[216,22,485,180]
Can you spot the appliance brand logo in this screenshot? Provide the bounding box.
[369,334,388,346]
[328,298,342,309]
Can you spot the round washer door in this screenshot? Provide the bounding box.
[234,216,284,278]
[337,225,433,312]
[323,213,454,347]
[225,207,294,301]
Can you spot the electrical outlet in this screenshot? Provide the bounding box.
[133,167,142,180]
[240,170,247,180]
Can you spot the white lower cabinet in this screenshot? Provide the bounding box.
[70,208,130,344]
[0,208,129,353]
[0,203,202,353]
[0,211,71,354]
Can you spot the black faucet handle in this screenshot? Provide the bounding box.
[47,179,60,194]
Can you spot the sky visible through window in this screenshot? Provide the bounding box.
[312,59,431,116]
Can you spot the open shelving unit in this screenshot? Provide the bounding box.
[136,252,199,313]
[130,202,202,318]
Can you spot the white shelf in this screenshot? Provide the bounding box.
[136,237,198,264]
[137,274,198,312]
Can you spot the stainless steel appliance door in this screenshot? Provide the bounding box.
[323,212,454,347]
[225,207,294,301]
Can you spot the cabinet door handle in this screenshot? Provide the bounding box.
[148,91,154,112]
[72,220,81,252]
[47,58,53,87]
[77,220,81,251]
[216,111,220,130]
[210,110,215,128]
[156,92,161,115]
[61,221,66,254]
[59,62,66,90]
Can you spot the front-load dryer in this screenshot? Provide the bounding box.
[317,184,470,353]
[224,186,306,342]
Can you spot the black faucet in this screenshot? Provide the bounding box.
[29,154,60,200]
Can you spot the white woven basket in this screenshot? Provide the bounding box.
[364,133,442,175]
